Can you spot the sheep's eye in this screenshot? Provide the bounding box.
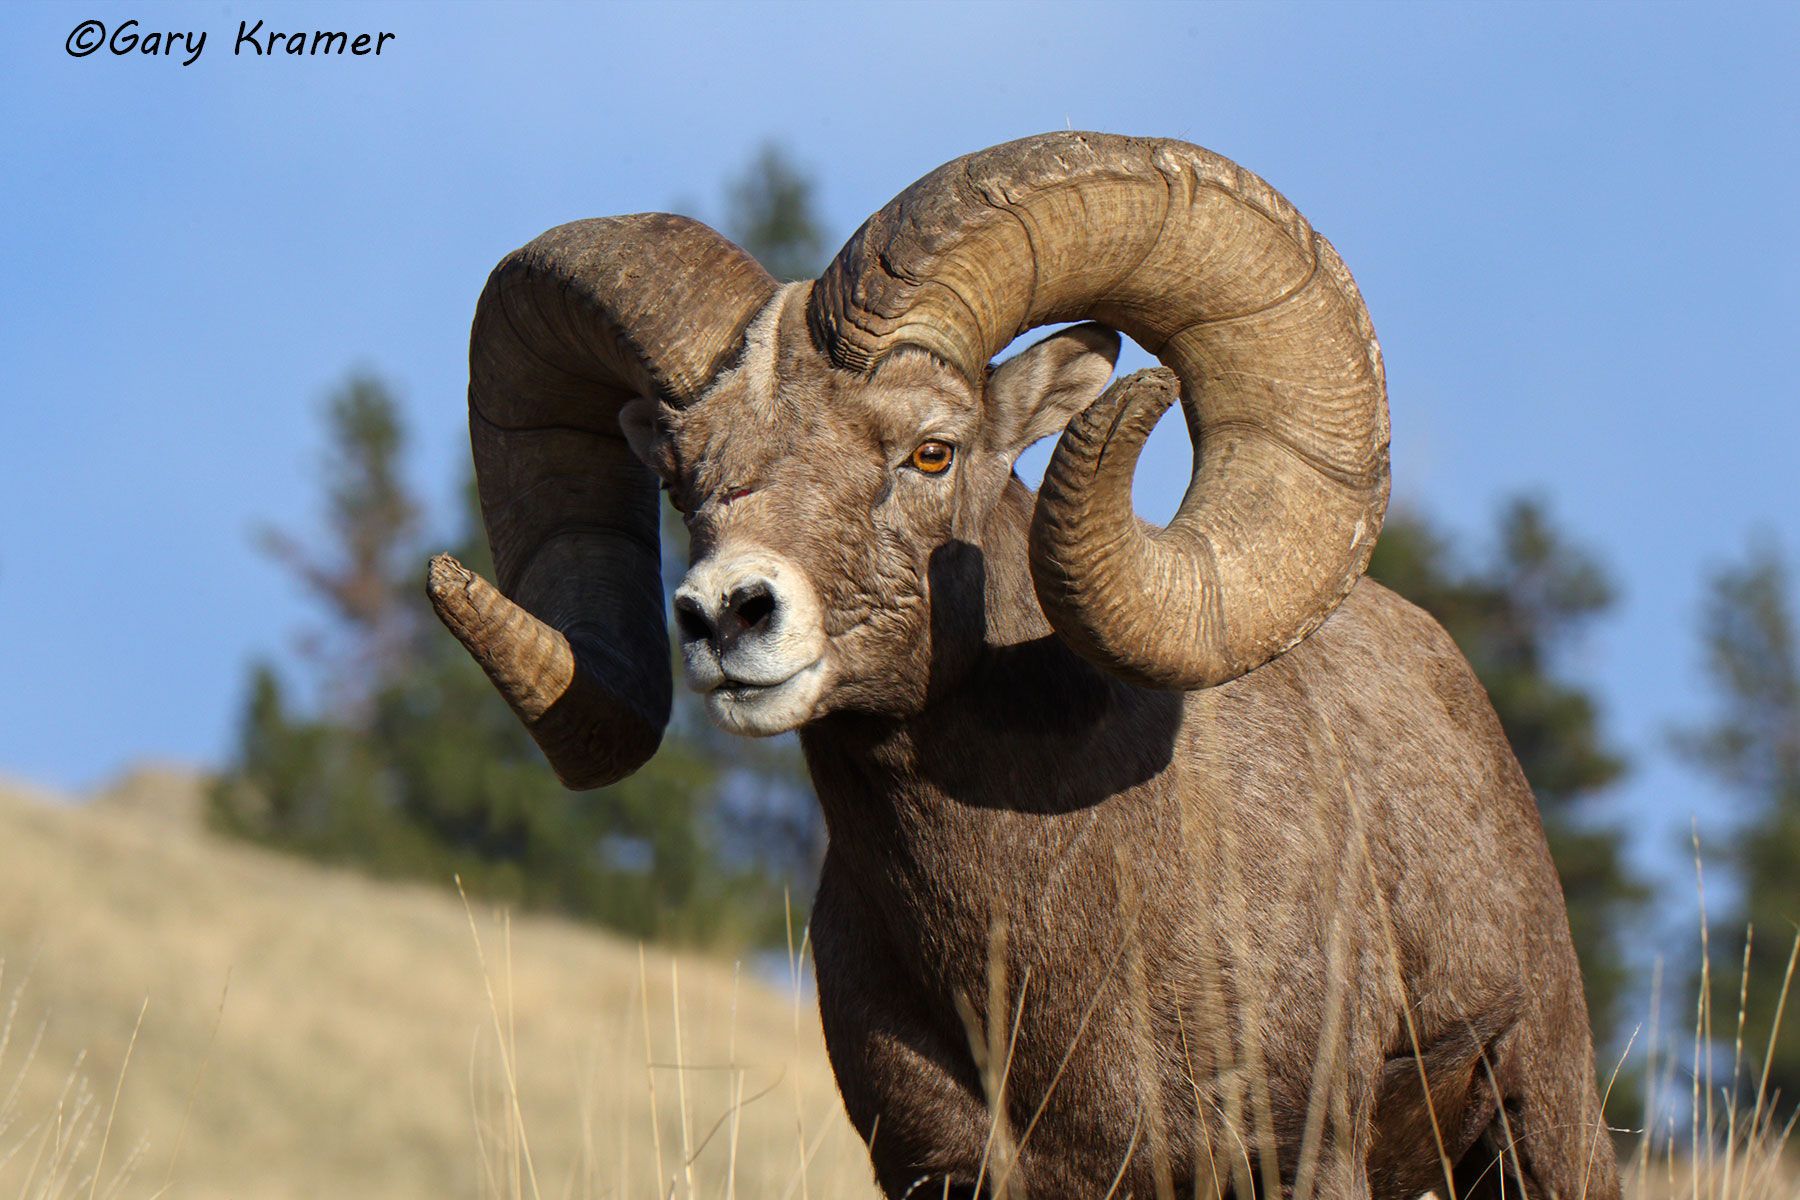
[909,440,955,475]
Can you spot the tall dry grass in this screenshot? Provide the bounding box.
[0,770,876,1199]
[0,768,1794,1199]
[1618,835,1799,1200]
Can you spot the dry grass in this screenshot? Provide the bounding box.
[1616,841,1800,1200]
[0,769,877,1199]
[0,767,1794,1199]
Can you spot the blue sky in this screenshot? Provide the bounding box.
[2,2,1794,935]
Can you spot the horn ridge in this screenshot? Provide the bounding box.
[814,132,1388,688]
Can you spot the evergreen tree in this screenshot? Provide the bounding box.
[1677,541,1800,1100]
[726,141,827,283]
[1368,499,1646,1046]
[257,373,420,723]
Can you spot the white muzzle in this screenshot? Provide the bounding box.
[672,546,829,736]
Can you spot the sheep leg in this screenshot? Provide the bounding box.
[1467,1019,1622,1200]
[1492,1083,1621,1200]
[812,871,995,1198]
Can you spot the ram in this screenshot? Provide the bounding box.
[428,132,1618,1200]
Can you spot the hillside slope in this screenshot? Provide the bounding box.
[0,770,877,1199]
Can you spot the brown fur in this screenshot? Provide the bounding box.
[633,289,1619,1200]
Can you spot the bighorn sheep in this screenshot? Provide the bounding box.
[428,133,1619,1199]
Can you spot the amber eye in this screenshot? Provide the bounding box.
[909,440,955,475]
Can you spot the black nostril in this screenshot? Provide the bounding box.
[673,595,714,643]
[728,583,777,631]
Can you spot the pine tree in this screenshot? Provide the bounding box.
[257,374,420,724]
[726,142,827,283]
[214,374,425,858]
[1368,499,1645,1047]
[1678,541,1800,1099]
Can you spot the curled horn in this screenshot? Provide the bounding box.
[811,133,1389,689]
[430,215,776,787]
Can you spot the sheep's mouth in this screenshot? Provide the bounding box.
[715,669,799,697]
[712,660,818,702]
[704,659,828,735]
[713,682,769,706]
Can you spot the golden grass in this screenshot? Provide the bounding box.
[0,770,878,1199]
[1614,839,1800,1200]
[0,767,1794,1199]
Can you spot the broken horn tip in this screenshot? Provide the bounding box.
[425,555,491,636]
[426,552,472,590]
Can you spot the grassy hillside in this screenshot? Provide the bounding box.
[0,769,879,1200]
[2,770,1792,1200]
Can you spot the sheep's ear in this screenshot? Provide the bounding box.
[983,323,1121,456]
[618,397,661,466]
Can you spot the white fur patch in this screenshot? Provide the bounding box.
[674,542,831,736]
[707,282,805,420]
